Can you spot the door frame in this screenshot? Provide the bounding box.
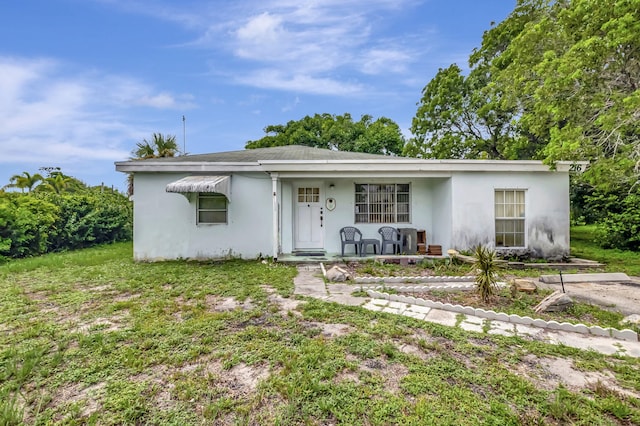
[293,183,325,250]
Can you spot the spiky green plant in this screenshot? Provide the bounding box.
[472,245,500,302]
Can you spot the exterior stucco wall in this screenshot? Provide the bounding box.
[431,178,452,251]
[280,178,437,255]
[132,172,272,260]
[450,171,569,258]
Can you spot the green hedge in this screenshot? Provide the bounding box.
[0,190,132,259]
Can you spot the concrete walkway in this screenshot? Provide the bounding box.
[293,265,640,358]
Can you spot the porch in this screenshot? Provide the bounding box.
[276,252,445,264]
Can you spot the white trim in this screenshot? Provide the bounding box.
[271,173,279,259]
[116,159,587,174]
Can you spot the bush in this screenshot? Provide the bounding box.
[0,189,132,259]
[472,245,500,303]
[43,191,132,251]
[595,193,640,251]
[0,193,59,258]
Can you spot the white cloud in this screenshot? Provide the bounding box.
[360,48,412,75]
[0,56,193,167]
[137,0,419,95]
[235,70,363,95]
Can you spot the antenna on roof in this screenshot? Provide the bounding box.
[182,115,186,155]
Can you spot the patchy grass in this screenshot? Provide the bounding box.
[414,288,636,331]
[1,242,640,424]
[571,225,640,276]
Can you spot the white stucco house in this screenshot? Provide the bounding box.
[115,145,578,261]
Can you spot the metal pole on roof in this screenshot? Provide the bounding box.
[182,115,186,155]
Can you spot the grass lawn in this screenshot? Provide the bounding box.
[2,242,640,424]
[571,225,640,276]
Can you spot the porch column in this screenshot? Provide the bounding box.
[271,173,280,260]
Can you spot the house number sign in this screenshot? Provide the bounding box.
[325,197,336,211]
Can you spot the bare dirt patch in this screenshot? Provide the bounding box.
[180,358,270,396]
[512,354,640,398]
[205,295,255,312]
[51,381,106,419]
[395,341,431,360]
[72,311,129,333]
[304,321,354,338]
[359,357,409,393]
[262,285,305,316]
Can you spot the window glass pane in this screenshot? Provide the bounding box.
[505,204,514,217]
[495,191,504,204]
[514,233,524,246]
[354,183,410,224]
[516,204,525,217]
[516,191,525,204]
[504,234,515,246]
[505,190,514,203]
[515,220,524,233]
[495,221,504,233]
[200,196,226,210]
[199,211,227,223]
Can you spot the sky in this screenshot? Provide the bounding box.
[0,0,515,192]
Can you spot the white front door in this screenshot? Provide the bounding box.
[294,186,324,249]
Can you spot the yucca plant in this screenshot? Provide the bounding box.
[472,245,500,303]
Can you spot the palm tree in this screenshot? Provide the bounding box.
[39,173,74,194]
[3,172,43,193]
[128,133,180,196]
[133,133,179,159]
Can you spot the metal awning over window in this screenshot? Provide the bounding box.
[166,175,230,198]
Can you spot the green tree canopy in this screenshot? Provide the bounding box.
[3,172,43,193]
[406,0,640,249]
[128,133,180,196]
[133,133,180,159]
[245,113,405,155]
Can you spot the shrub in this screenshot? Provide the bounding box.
[43,190,132,251]
[0,189,132,260]
[0,193,59,258]
[595,193,640,251]
[472,245,500,303]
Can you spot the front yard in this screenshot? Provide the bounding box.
[1,241,640,424]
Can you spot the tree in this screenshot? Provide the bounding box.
[245,113,405,155]
[407,0,640,249]
[128,133,180,196]
[3,172,43,193]
[36,171,85,194]
[133,133,180,159]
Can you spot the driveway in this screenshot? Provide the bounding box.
[537,277,640,317]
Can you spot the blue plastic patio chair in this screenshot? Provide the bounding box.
[378,226,401,255]
[339,226,362,256]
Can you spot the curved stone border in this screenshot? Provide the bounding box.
[367,290,638,342]
[358,284,475,292]
[354,275,475,284]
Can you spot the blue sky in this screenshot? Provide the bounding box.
[1,0,514,191]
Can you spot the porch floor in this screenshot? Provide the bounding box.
[277,252,446,264]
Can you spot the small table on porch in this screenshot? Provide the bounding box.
[359,239,380,257]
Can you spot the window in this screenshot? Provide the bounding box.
[297,187,320,203]
[355,184,410,223]
[495,189,525,247]
[197,193,227,224]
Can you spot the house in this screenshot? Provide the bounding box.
[115,145,580,261]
